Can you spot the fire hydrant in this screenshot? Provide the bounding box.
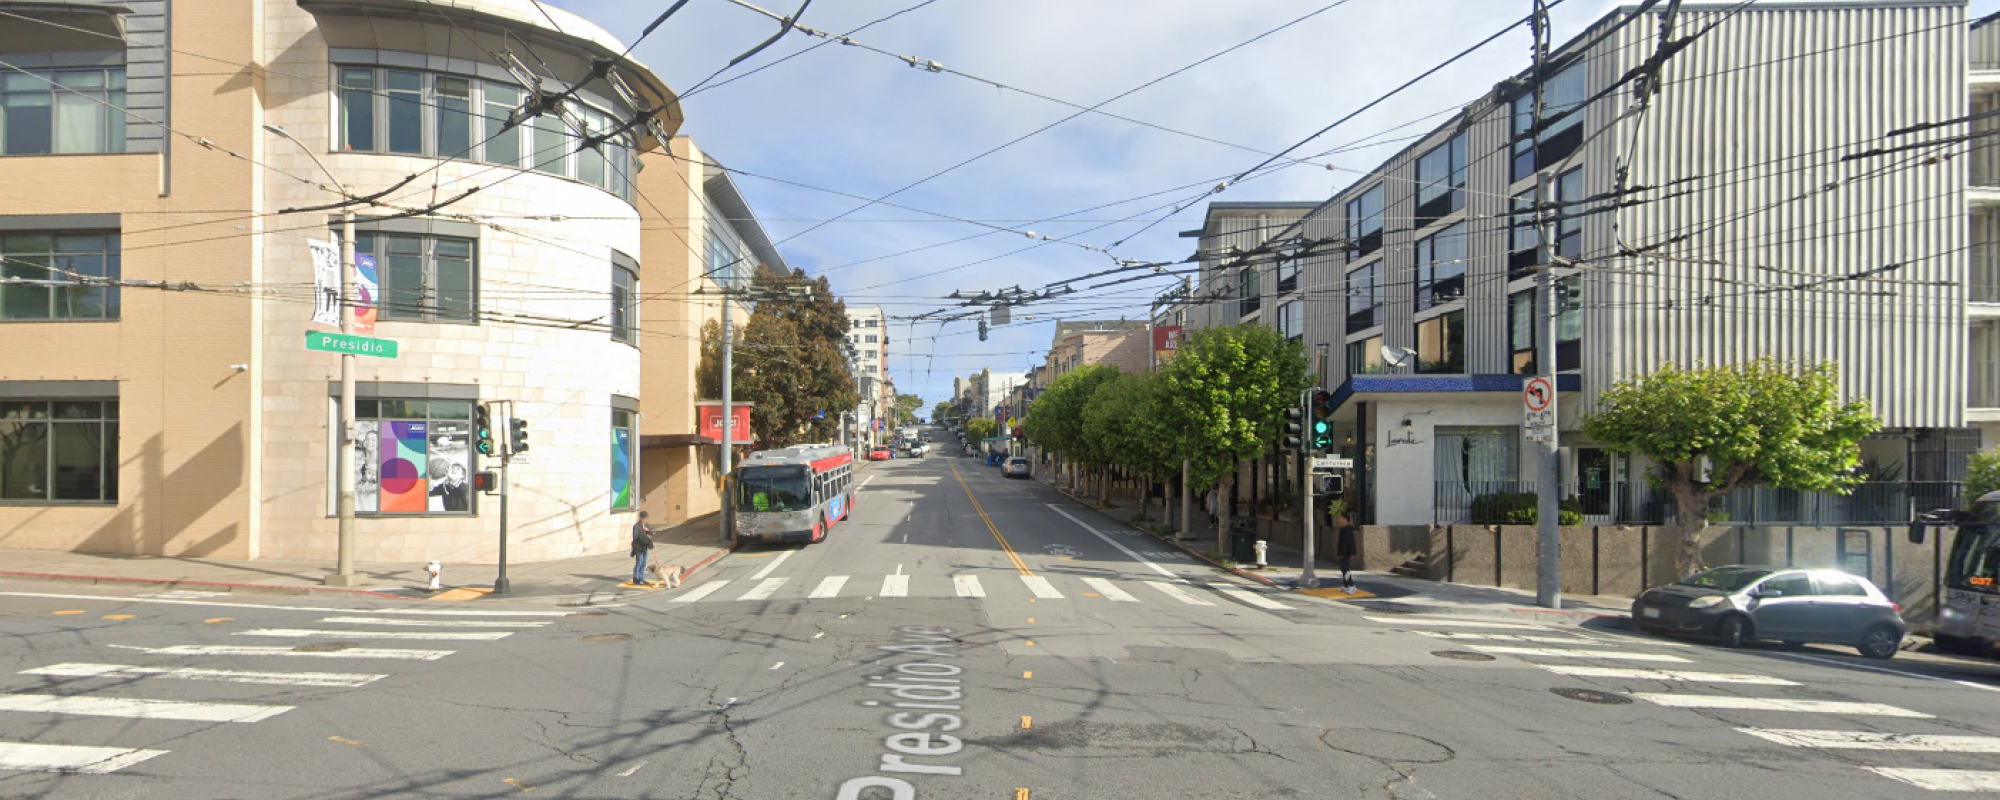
[1253,540,1269,569]
[425,560,443,591]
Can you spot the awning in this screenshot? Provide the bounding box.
[0,2,132,52]
[1324,374,1583,421]
[641,433,716,449]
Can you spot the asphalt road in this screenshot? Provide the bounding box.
[5,438,2000,799]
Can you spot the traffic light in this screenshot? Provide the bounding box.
[474,404,495,456]
[1281,407,1305,450]
[978,320,989,341]
[1557,278,1581,312]
[473,471,498,493]
[1310,389,1336,451]
[509,417,530,454]
[1314,473,1344,497]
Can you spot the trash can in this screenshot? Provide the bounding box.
[1230,519,1258,563]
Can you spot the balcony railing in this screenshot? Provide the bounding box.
[1435,480,1959,526]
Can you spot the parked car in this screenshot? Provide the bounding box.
[868,446,892,461]
[906,443,927,458]
[1004,457,1031,479]
[1630,565,1905,659]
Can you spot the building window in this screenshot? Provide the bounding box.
[1275,299,1301,341]
[1507,281,1582,374]
[1512,60,1588,182]
[866,319,878,328]
[1416,133,1467,224]
[611,261,638,345]
[706,228,740,284]
[0,400,117,503]
[482,84,522,167]
[612,408,637,511]
[1,67,126,155]
[1346,184,1385,259]
[1347,336,1383,375]
[435,76,472,158]
[1555,167,1585,259]
[1276,239,1301,294]
[339,398,474,516]
[1509,190,1539,280]
[1509,291,1536,374]
[352,232,476,324]
[385,69,422,155]
[1415,310,1465,374]
[1346,262,1381,334]
[0,232,120,320]
[1414,222,1467,312]
[1238,266,1260,317]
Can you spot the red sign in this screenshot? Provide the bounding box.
[1153,325,1183,364]
[698,405,754,445]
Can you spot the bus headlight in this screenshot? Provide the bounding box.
[1941,606,1967,621]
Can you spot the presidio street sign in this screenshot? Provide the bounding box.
[306,331,398,359]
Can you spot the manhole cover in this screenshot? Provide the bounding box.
[1430,650,1495,661]
[580,633,633,643]
[294,642,357,653]
[566,611,609,618]
[1551,688,1632,705]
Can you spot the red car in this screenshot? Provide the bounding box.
[868,446,893,461]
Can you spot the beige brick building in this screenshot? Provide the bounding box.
[0,0,778,561]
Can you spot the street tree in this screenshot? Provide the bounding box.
[1154,325,1310,556]
[892,394,925,427]
[964,417,996,442]
[1024,365,1118,502]
[1083,372,1177,510]
[931,401,956,425]
[1581,359,1880,576]
[697,269,859,447]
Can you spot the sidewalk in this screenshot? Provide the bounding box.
[0,513,736,605]
[1037,474,1631,627]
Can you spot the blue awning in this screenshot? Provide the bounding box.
[1326,373,1582,415]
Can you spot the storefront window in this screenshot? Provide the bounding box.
[612,408,637,510]
[335,398,474,516]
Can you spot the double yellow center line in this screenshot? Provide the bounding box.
[947,458,1032,576]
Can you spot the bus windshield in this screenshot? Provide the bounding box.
[1948,524,2000,593]
[737,467,811,513]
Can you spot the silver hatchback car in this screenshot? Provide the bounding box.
[1630,565,1906,659]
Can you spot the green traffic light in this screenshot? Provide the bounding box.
[1313,420,1331,434]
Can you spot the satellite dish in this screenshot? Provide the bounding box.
[1381,345,1415,369]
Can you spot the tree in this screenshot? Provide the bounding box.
[697,269,859,447]
[932,401,956,425]
[1084,372,1178,506]
[1582,359,1880,577]
[964,417,996,442]
[1967,450,2000,507]
[1154,325,1310,555]
[892,394,925,427]
[1024,365,1119,501]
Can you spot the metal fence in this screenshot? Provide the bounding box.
[1435,481,1962,526]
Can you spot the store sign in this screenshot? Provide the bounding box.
[1153,325,1183,364]
[697,404,754,445]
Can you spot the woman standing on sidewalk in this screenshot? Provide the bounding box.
[630,511,655,586]
[1333,512,1359,591]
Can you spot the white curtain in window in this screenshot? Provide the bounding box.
[54,93,102,153]
[1434,426,1520,489]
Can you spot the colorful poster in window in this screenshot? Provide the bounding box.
[427,421,470,512]
[611,427,632,509]
[379,421,427,513]
[354,253,378,333]
[354,420,380,513]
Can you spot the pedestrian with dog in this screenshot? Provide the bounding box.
[630,511,654,586]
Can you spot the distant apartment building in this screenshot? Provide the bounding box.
[846,305,888,443]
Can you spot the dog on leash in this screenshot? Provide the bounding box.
[648,562,683,589]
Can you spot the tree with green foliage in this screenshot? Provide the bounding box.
[932,401,956,425]
[1084,372,1178,508]
[1965,450,2000,507]
[964,417,996,442]
[1154,325,1311,554]
[890,394,924,427]
[1024,365,1119,502]
[1582,359,1880,576]
[697,269,859,447]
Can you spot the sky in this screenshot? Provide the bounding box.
[548,0,2000,408]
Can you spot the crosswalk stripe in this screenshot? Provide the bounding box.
[880,575,910,597]
[318,617,547,628]
[952,575,985,598]
[1150,583,1215,606]
[1867,768,2000,791]
[738,578,788,601]
[1415,631,1595,645]
[110,644,453,660]
[1081,578,1138,602]
[809,576,849,599]
[672,580,732,602]
[1207,583,1292,610]
[1365,616,1549,631]
[0,741,167,774]
[23,663,386,688]
[1541,666,1799,686]
[364,609,575,617]
[0,693,292,723]
[1741,729,2000,752]
[1020,576,1064,599]
[236,629,511,641]
[750,550,795,580]
[1631,694,1932,717]
[1468,646,1690,663]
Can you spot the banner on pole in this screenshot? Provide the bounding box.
[354,253,378,333]
[309,239,341,327]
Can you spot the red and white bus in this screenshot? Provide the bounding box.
[731,445,855,544]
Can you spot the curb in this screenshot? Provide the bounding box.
[1045,483,1283,589]
[0,570,418,601]
[1353,597,1628,626]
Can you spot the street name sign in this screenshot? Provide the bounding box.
[1311,456,1354,471]
[306,331,399,359]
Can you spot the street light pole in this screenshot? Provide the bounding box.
[1530,0,1562,610]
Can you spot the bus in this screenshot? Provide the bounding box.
[731,445,855,544]
[1933,491,2000,653]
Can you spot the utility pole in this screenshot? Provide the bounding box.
[1530,0,1562,610]
[329,206,362,587]
[494,400,513,595]
[719,279,736,543]
[1299,389,1318,590]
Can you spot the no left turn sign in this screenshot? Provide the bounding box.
[1524,377,1554,413]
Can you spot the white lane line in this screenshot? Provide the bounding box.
[317,617,548,628]
[859,476,876,489]
[1415,631,1595,645]
[1631,694,1932,717]
[616,760,648,778]
[770,662,785,670]
[1046,504,1178,579]
[672,580,732,603]
[952,575,985,598]
[1468,646,1690,663]
[1207,583,1292,610]
[880,575,910,597]
[1540,665,1800,686]
[236,629,511,641]
[1020,576,1065,599]
[750,550,795,581]
[1767,651,2000,693]
[0,592,596,615]
[1742,729,2000,752]
[0,741,168,774]
[110,643,453,660]
[1868,768,2000,791]
[362,609,578,617]
[1080,578,1138,602]
[1149,582,1215,606]
[1365,616,1550,631]
[808,576,849,599]
[23,663,386,688]
[0,693,292,723]
[737,578,789,601]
